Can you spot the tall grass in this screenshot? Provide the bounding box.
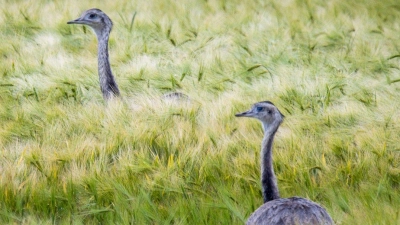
[0,0,400,224]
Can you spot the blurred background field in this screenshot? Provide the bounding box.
[0,0,400,224]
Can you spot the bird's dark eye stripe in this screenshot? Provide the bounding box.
[89,14,96,18]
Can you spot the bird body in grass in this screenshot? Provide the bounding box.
[68,8,188,103]
[236,101,334,225]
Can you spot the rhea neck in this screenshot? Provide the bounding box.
[94,25,120,101]
[260,119,281,203]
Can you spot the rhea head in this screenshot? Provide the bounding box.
[235,101,284,132]
[67,8,113,37]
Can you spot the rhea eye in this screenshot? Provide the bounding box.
[256,106,264,112]
[89,14,97,19]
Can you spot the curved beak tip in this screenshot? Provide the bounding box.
[235,112,246,117]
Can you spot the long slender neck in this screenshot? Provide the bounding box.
[96,28,120,101]
[260,121,280,203]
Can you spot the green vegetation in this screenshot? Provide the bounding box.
[1,0,400,224]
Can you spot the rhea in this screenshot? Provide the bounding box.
[236,101,334,225]
[68,8,120,101]
[67,9,188,103]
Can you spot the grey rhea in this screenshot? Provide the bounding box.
[68,9,189,103]
[68,8,120,101]
[236,101,334,225]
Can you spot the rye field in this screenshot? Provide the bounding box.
[1,0,400,224]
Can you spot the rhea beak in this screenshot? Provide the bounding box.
[235,110,253,117]
[67,18,85,24]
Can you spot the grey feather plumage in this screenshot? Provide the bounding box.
[246,197,334,225]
